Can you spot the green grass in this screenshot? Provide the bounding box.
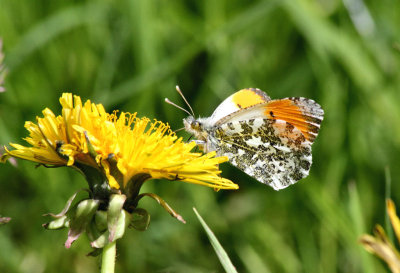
[0,0,399,272]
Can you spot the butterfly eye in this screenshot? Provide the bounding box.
[191,121,202,130]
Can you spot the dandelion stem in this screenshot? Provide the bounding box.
[101,241,116,273]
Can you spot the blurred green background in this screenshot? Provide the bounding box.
[0,0,399,272]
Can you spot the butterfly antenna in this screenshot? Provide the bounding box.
[165,98,192,116]
[175,86,195,116]
[173,127,185,133]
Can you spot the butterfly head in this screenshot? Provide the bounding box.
[183,116,207,139]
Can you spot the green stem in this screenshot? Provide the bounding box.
[101,241,116,273]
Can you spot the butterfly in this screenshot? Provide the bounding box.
[166,87,324,190]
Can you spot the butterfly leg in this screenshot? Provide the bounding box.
[191,140,206,152]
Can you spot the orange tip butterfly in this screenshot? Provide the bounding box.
[166,86,324,190]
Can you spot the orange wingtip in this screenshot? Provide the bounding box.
[265,99,321,142]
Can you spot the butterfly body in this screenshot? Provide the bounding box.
[183,88,324,190]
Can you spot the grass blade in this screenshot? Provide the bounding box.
[193,207,237,273]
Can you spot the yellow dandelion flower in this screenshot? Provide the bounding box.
[1,93,238,195]
[2,92,239,259]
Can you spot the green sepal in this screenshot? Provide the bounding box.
[124,173,150,202]
[65,199,99,248]
[106,154,124,190]
[43,188,89,218]
[107,194,126,242]
[130,208,150,231]
[91,230,108,249]
[91,210,130,248]
[43,215,69,230]
[111,209,130,241]
[74,162,111,200]
[86,216,102,242]
[135,193,186,224]
[95,210,108,232]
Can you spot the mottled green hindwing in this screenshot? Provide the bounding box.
[211,118,312,190]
